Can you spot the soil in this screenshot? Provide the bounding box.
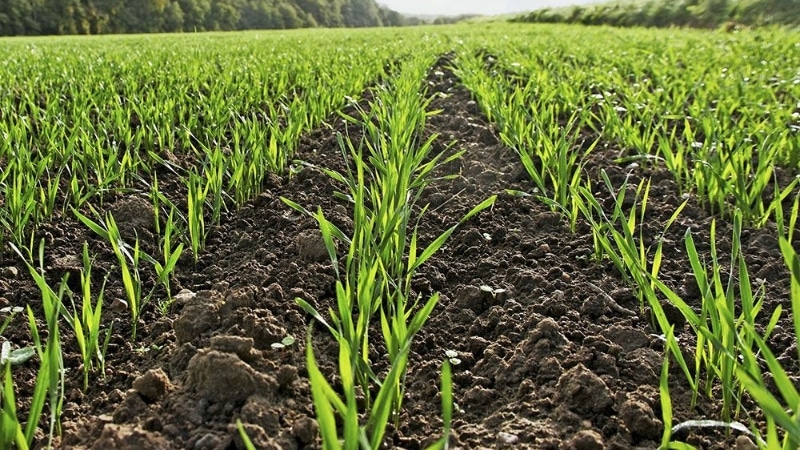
[0,54,797,450]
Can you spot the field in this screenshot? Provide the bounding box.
[1,23,800,449]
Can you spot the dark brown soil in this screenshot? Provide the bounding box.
[0,55,796,450]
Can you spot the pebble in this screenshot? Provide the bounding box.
[2,267,18,278]
[173,289,197,305]
[735,435,758,450]
[497,431,519,445]
[110,298,128,312]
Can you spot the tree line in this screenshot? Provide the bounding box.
[512,0,800,29]
[0,0,406,36]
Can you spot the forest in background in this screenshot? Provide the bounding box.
[512,0,800,29]
[0,0,407,36]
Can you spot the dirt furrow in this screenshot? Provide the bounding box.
[1,53,792,449]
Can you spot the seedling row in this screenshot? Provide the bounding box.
[0,24,799,449]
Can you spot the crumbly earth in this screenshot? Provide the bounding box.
[0,56,796,449]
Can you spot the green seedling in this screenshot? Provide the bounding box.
[287,55,493,447]
[74,208,181,339]
[8,241,67,449]
[271,335,296,350]
[65,242,112,391]
[732,237,800,448]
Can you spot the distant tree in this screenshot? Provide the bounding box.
[379,6,403,26]
[144,0,169,31]
[688,0,731,26]
[0,0,46,35]
[737,0,800,25]
[177,0,210,31]
[163,1,184,31]
[278,3,302,27]
[293,0,326,25]
[0,0,409,35]
[206,0,241,30]
[342,0,380,27]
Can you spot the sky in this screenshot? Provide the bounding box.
[378,0,601,17]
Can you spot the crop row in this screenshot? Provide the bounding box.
[1,23,800,449]
[0,28,454,448]
[0,29,452,256]
[457,24,800,448]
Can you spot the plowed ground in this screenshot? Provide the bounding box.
[0,56,795,450]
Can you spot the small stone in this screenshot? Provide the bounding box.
[111,298,128,313]
[132,368,172,403]
[510,253,526,264]
[50,255,82,272]
[173,289,196,305]
[2,267,18,278]
[497,431,519,446]
[735,435,758,450]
